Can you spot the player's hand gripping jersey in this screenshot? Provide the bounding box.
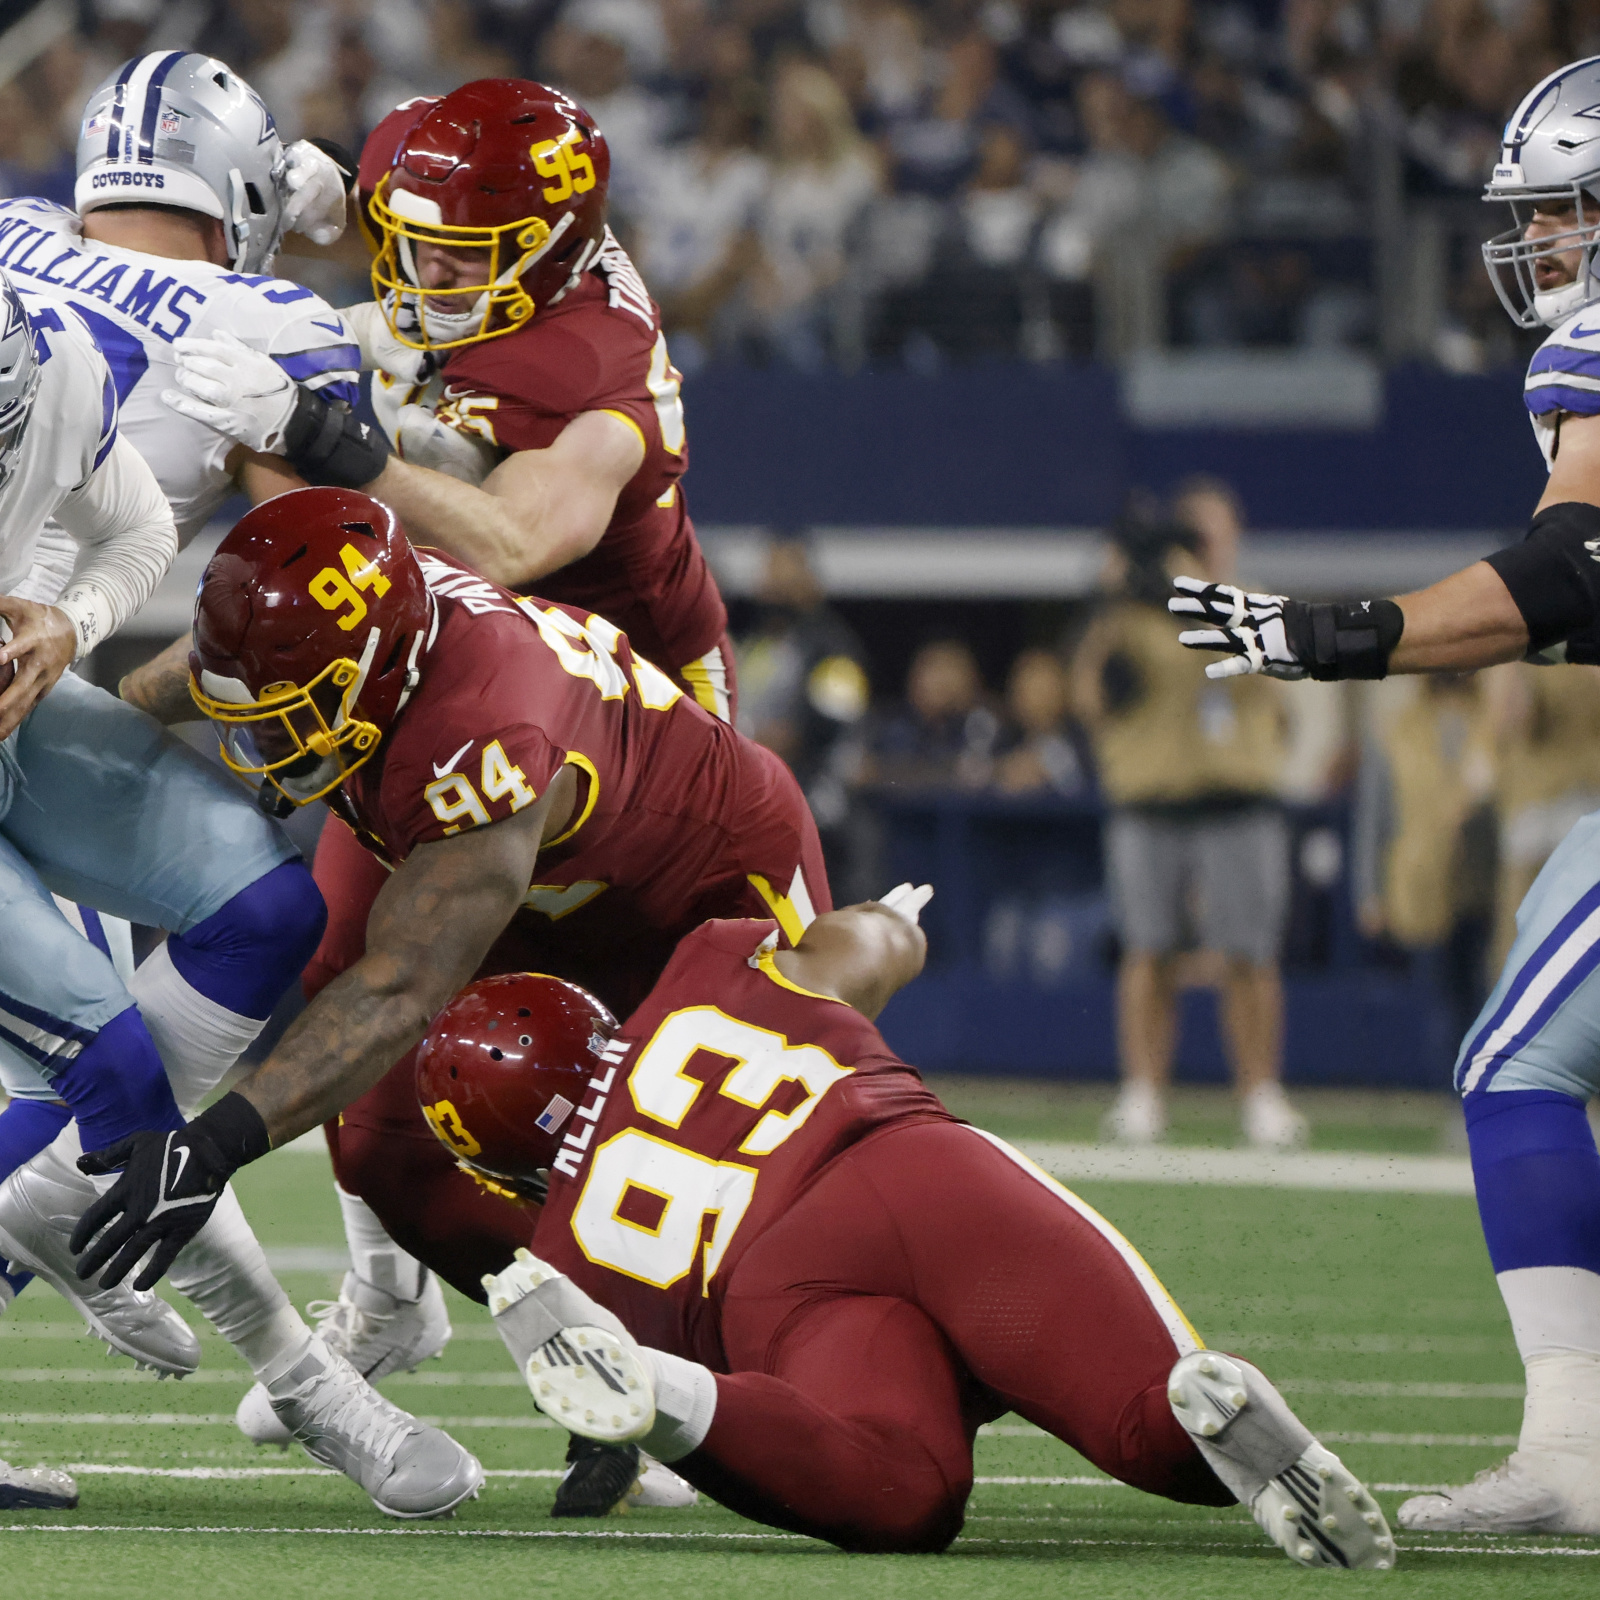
[0,196,357,588]
[527,918,954,1367]
[330,551,821,1010]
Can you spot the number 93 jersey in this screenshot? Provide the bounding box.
[0,196,357,584]
[529,917,953,1369]
[1524,302,1600,469]
[0,287,118,593]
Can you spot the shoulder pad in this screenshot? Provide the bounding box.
[1526,310,1600,416]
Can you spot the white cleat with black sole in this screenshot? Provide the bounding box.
[0,1143,199,1379]
[485,1249,655,1444]
[0,1459,78,1510]
[1168,1350,1395,1570]
[237,1269,453,1448]
[262,1334,484,1519]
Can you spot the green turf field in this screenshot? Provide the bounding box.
[2,1083,1594,1598]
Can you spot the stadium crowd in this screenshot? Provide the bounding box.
[0,0,1581,371]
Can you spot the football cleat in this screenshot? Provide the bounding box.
[0,1146,199,1378]
[263,1335,484,1519]
[630,1453,699,1509]
[485,1249,655,1444]
[1398,1455,1588,1534]
[236,1270,453,1449]
[1168,1350,1395,1570]
[311,1269,453,1381]
[0,1459,78,1511]
[551,1436,643,1517]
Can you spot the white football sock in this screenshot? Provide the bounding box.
[639,1347,718,1463]
[165,1186,309,1380]
[1498,1266,1600,1359]
[337,1185,426,1303]
[129,943,265,1115]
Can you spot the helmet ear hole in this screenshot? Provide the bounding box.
[245,182,266,214]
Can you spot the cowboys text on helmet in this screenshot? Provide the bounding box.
[76,53,289,274]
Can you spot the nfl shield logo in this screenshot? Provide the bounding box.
[159,108,181,135]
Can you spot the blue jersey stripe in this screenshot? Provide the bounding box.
[137,52,187,165]
[1529,344,1600,378]
[0,986,98,1047]
[77,906,112,961]
[274,344,360,381]
[93,369,117,469]
[1527,382,1600,415]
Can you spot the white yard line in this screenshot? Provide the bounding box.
[0,1412,559,1429]
[0,1524,1593,1555]
[1013,1141,1475,1195]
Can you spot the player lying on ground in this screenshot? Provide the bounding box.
[127,76,739,1411]
[1165,54,1600,1536]
[409,891,1394,1567]
[0,53,481,1520]
[60,485,825,1458]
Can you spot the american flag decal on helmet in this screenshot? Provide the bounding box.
[535,1094,576,1136]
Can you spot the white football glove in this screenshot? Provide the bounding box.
[282,140,348,246]
[879,882,934,926]
[395,403,497,485]
[341,297,433,386]
[1167,575,1307,680]
[162,330,297,455]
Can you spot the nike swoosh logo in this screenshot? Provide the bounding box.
[433,740,472,778]
[167,1143,190,1198]
[1569,324,1600,339]
[311,318,347,337]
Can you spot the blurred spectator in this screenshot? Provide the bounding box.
[542,13,674,223]
[0,78,75,208]
[751,58,879,368]
[736,538,875,897]
[633,82,768,371]
[1485,663,1600,970]
[871,639,1002,789]
[1354,673,1497,1038]
[993,648,1091,795]
[1071,491,1304,1150]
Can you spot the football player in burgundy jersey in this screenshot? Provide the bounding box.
[152,78,736,720]
[410,894,1394,1569]
[67,486,825,1304]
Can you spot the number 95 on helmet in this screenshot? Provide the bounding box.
[416,974,619,1204]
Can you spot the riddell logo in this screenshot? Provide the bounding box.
[90,171,165,190]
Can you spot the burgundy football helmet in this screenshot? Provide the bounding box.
[416,972,618,1200]
[367,78,611,352]
[189,487,432,805]
[355,95,440,256]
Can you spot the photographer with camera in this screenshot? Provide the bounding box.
[1071,480,1303,1149]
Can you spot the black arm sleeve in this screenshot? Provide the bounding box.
[1483,501,1600,652]
[282,386,391,490]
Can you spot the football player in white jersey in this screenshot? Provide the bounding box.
[0,53,483,1521]
[2,48,458,1432]
[1165,56,1600,1536]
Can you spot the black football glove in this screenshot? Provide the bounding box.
[1168,577,1404,682]
[72,1093,270,1290]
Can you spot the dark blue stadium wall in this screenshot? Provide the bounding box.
[682,362,1544,531]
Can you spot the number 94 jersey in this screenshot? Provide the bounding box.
[530,918,953,1370]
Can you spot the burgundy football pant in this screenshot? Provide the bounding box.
[678,1118,1230,1553]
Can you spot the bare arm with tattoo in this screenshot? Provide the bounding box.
[239,764,575,1143]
